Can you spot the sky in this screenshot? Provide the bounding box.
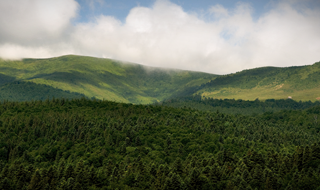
[0,0,320,74]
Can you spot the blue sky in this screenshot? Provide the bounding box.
[0,0,320,74]
[75,0,320,23]
[75,0,270,23]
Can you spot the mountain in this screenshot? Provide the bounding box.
[0,55,216,103]
[1,55,319,103]
[190,62,320,101]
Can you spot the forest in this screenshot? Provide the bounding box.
[160,95,320,115]
[0,98,320,189]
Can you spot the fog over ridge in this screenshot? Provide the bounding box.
[0,0,319,74]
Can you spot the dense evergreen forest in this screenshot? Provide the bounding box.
[1,98,320,189]
[160,95,320,115]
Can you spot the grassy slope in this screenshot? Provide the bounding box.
[0,55,216,104]
[195,61,320,101]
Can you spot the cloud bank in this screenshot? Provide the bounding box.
[0,0,319,74]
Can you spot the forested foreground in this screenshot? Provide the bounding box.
[1,98,320,189]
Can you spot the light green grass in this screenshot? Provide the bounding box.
[198,62,320,102]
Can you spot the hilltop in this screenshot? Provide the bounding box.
[0,55,215,103]
[190,62,320,102]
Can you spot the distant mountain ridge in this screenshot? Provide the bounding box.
[0,55,319,103]
[0,55,216,103]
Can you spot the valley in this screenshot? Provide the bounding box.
[1,55,319,103]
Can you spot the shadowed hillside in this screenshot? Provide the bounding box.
[0,81,85,101]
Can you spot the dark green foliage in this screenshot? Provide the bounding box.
[28,170,42,190]
[0,98,320,189]
[160,95,320,115]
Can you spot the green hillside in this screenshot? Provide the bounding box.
[0,55,216,104]
[193,62,320,101]
[1,55,320,103]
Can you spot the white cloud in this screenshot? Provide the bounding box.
[0,0,319,74]
[0,0,78,44]
[87,0,104,11]
[210,4,229,18]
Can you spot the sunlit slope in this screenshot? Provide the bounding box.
[0,55,216,103]
[195,61,320,101]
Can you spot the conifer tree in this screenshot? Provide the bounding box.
[163,176,172,190]
[0,165,8,179]
[167,136,172,147]
[120,144,126,155]
[27,170,42,190]
[111,167,119,183]
[64,164,74,179]
[173,157,183,175]
[188,168,204,190]
[135,136,142,146]
[87,166,97,186]
[210,163,221,184]
[57,177,67,190]
[0,177,12,190]
[250,164,263,189]
[125,137,131,146]
[72,182,83,190]
[16,179,25,190]
[149,163,157,177]
[58,159,66,179]
[303,146,312,168]
[154,165,166,190]
[241,169,252,183]
[171,173,183,190]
